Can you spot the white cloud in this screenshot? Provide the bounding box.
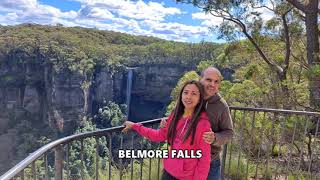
[257,1,275,22]
[143,19,209,41]
[0,0,37,11]
[0,0,213,42]
[257,8,275,22]
[0,0,77,19]
[77,0,181,22]
[37,5,78,19]
[192,12,223,27]
[79,6,113,19]
[75,18,120,30]
[192,3,275,27]
[238,2,275,23]
[0,13,20,25]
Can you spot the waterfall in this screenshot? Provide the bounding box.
[125,68,134,119]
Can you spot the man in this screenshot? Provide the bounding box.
[200,67,234,180]
[161,67,233,180]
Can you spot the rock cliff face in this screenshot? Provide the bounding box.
[0,62,190,133]
[129,65,186,121]
[0,55,235,174]
[92,64,188,121]
[0,24,230,173]
[0,60,191,172]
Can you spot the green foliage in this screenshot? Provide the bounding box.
[196,60,213,73]
[215,44,234,67]
[81,81,91,90]
[75,116,97,133]
[63,115,165,180]
[99,158,163,180]
[224,111,317,180]
[224,155,254,180]
[221,80,263,107]
[243,64,259,79]
[308,64,320,78]
[221,38,310,109]
[219,80,233,97]
[69,116,109,179]
[0,24,221,76]
[95,101,127,128]
[6,115,56,177]
[177,0,313,110]
[20,160,52,180]
[15,119,55,160]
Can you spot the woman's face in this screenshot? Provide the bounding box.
[181,84,200,111]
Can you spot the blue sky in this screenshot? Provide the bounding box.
[0,0,228,42]
[0,0,275,42]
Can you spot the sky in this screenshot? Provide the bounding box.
[0,0,228,42]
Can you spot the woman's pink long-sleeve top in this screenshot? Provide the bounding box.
[132,112,211,180]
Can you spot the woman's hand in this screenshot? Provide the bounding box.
[122,121,135,133]
[159,118,167,128]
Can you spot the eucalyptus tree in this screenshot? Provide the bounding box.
[285,0,320,110]
[178,0,307,108]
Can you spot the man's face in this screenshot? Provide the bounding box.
[200,69,221,98]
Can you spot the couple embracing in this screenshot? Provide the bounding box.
[122,67,234,180]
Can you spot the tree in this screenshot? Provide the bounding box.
[69,116,109,179]
[95,101,127,128]
[177,0,308,109]
[285,0,320,110]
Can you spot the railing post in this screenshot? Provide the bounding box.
[20,170,24,180]
[95,137,99,180]
[45,153,49,180]
[55,144,64,180]
[1,111,320,180]
[221,144,228,180]
[81,140,84,180]
[31,161,36,179]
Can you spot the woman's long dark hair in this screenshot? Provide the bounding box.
[167,80,205,145]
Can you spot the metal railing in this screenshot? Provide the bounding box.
[1,107,319,180]
[224,107,320,180]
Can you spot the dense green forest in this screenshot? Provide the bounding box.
[0,24,221,73]
[1,1,320,176]
[1,22,318,179]
[177,0,320,111]
[1,0,319,178]
[0,24,224,174]
[0,23,313,111]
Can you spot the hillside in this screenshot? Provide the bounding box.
[0,24,223,173]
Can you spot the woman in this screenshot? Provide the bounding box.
[122,80,211,180]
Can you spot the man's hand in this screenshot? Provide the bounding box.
[203,128,216,144]
[159,118,167,128]
[122,121,135,133]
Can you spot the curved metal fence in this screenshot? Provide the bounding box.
[1,107,319,180]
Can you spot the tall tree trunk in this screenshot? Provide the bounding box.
[305,0,320,110]
[278,71,291,109]
[287,0,320,110]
